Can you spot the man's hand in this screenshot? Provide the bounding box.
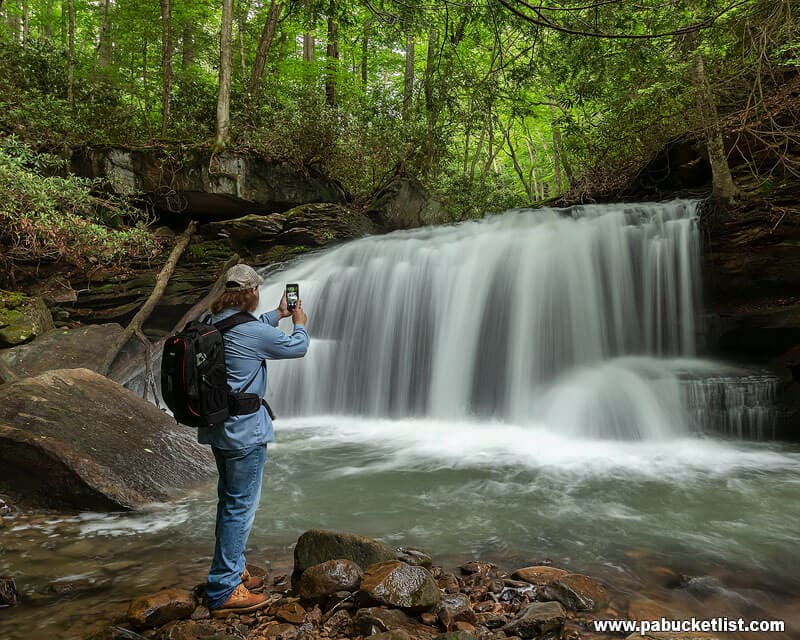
[292,299,308,326]
[276,291,292,319]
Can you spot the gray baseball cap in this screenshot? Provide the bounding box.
[224,264,264,291]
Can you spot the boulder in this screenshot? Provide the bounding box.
[0,368,214,509]
[0,290,54,347]
[292,529,394,585]
[396,547,433,568]
[0,324,123,378]
[511,566,568,586]
[127,589,197,630]
[502,601,566,639]
[540,573,609,612]
[353,607,438,638]
[359,560,441,612]
[71,147,349,217]
[297,559,363,601]
[436,593,477,625]
[367,176,447,230]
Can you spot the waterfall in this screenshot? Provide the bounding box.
[257,200,776,439]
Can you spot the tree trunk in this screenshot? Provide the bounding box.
[67,0,75,102]
[43,0,54,40]
[181,23,195,68]
[21,0,29,44]
[97,0,112,68]
[160,0,172,137]
[693,52,738,202]
[402,33,414,121]
[61,0,67,48]
[302,0,314,62]
[237,0,250,79]
[142,36,149,117]
[325,0,338,105]
[549,104,565,194]
[214,0,235,150]
[248,0,280,98]
[360,18,370,85]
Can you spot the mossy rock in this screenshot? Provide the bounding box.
[0,290,54,347]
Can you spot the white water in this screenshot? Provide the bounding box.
[256,200,776,439]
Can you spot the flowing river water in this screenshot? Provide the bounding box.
[2,201,800,638]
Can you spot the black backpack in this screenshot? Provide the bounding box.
[161,312,270,427]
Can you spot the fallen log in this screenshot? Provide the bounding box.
[100,221,197,376]
[171,253,240,333]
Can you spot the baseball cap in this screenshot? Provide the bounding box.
[224,264,264,291]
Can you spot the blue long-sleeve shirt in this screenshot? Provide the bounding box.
[197,307,309,450]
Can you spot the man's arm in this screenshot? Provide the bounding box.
[259,309,280,327]
[256,323,310,360]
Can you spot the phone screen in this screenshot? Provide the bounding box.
[286,284,299,310]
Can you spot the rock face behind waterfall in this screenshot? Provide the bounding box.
[0,368,213,510]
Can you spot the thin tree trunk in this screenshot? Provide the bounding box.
[549,104,564,194]
[142,36,149,117]
[360,18,370,85]
[97,0,112,68]
[503,121,532,202]
[237,0,250,79]
[214,0,235,150]
[248,0,280,98]
[325,0,337,105]
[21,0,29,44]
[302,0,314,62]
[43,0,54,39]
[61,0,67,48]
[67,0,75,102]
[693,52,738,202]
[403,33,414,121]
[160,0,172,137]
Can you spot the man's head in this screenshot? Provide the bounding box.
[211,264,262,313]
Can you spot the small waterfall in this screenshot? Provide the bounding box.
[256,200,776,439]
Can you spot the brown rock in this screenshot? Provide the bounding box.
[541,573,609,612]
[437,573,460,594]
[436,593,477,625]
[264,623,298,639]
[0,576,18,607]
[511,566,568,586]
[292,529,394,585]
[127,589,197,630]
[158,620,216,640]
[353,607,439,638]
[297,559,363,601]
[502,601,566,639]
[275,601,306,624]
[628,598,673,621]
[454,621,476,633]
[459,562,497,576]
[322,609,352,636]
[359,560,441,612]
[396,548,433,568]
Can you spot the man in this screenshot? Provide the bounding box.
[201,264,309,617]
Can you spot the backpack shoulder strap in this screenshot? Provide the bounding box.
[213,311,257,333]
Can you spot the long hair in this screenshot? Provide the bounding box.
[211,288,259,314]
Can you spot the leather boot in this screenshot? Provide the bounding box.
[211,584,270,617]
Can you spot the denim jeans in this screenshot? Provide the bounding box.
[206,444,267,609]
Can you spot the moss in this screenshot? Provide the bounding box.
[0,290,28,309]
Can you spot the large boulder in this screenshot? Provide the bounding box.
[0,368,214,509]
[359,560,441,613]
[0,324,123,378]
[71,146,348,217]
[292,530,395,585]
[0,290,54,347]
[367,176,447,230]
[501,601,566,639]
[127,589,197,630]
[540,573,609,612]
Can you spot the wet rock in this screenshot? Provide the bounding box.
[502,601,566,639]
[0,575,18,606]
[436,593,477,625]
[126,589,197,630]
[628,597,673,620]
[367,176,447,230]
[262,623,298,639]
[370,632,412,640]
[353,607,439,638]
[0,368,214,510]
[292,529,394,585]
[511,566,568,586]
[0,290,54,347]
[421,612,438,626]
[540,573,609,612]
[437,573,460,594]
[297,558,363,601]
[359,560,441,612]
[157,620,217,640]
[0,324,123,379]
[459,562,497,576]
[396,547,433,568]
[275,601,306,624]
[323,609,352,635]
[190,605,211,621]
[434,634,478,640]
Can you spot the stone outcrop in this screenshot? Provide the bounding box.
[0,324,123,378]
[367,176,447,230]
[0,368,214,509]
[71,146,348,218]
[0,290,54,347]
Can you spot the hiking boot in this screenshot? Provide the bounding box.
[211,584,270,618]
[241,567,265,591]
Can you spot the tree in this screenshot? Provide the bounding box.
[402,32,413,120]
[67,0,75,102]
[214,0,235,150]
[249,0,281,99]
[160,0,172,137]
[97,0,113,69]
[325,0,338,105]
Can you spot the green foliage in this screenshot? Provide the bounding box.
[0,137,159,271]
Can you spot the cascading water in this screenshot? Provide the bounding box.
[258,200,777,439]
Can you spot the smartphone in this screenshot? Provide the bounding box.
[286,283,299,311]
